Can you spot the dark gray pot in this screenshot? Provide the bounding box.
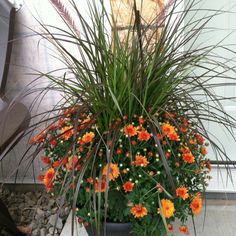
[86,222,134,236]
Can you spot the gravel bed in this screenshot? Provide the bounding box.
[0,189,71,236]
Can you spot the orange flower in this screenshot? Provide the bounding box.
[189,138,196,144]
[81,132,95,143]
[182,152,195,163]
[43,168,55,191]
[161,123,180,141]
[43,168,54,184]
[190,194,202,215]
[168,132,180,141]
[201,146,207,155]
[179,225,189,234]
[180,146,190,154]
[61,125,74,140]
[138,129,150,141]
[133,155,149,167]
[46,182,54,192]
[41,156,51,165]
[196,134,204,145]
[160,199,175,218]
[176,187,189,200]
[102,163,120,181]
[95,179,106,193]
[131,204,147,218]
[162,123,175,136]
[123,181,134,192]
[124,124,137,137]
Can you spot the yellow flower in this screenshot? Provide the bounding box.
[160,199,175,218]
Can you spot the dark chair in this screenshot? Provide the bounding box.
[0,1,30,235]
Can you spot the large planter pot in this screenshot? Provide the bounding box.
[86,222,134,236]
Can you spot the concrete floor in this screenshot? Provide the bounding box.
[179,199,236,236]
[61,200,236,236]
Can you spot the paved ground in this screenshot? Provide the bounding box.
[61,200,236,236]
[179,200,236,236]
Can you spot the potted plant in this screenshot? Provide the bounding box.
[26,0,236,235]
[33,109,211,236]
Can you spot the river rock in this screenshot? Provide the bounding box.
[48,214,63,230]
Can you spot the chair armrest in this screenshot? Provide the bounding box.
[0,1,15,96]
